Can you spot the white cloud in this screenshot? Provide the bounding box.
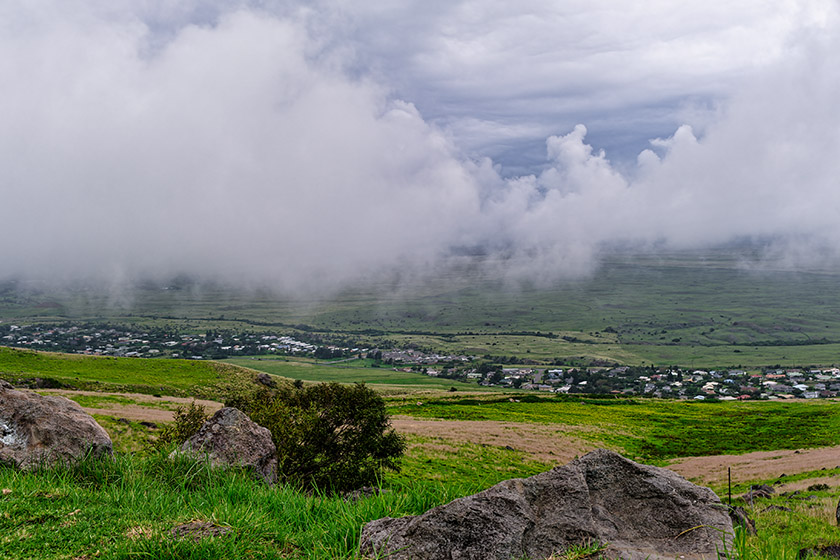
[1,1,839,292]
[333,0,836,165]
[0,8,482,290]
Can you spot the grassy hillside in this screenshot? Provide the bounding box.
[222,356,493,393]
[3,414,840,559]
[391,394,840,461]
[5,249,840,367]
[0,346,253,397]
[4,373,840,557]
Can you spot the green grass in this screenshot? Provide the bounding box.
[0,346,253,397]
[723,481,840,559]
[223,356,493,393]
[393,434,551,488]
[92,415,163,454]
[391,394,840,461]
[3,438,835,560]
[0,438,549,560]
[37,391,180,411]
[6,394,840,559]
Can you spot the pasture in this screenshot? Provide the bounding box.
[0,346,252,397]
[222,356,491,393]
[5,249,840,367]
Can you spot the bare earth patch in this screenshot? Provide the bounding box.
[668,446,840,487]
[773,475,840,493]
[36,389,223,423]
[393,416,840,487]
[391,416,604,465]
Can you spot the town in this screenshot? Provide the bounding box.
[2,322,839,400]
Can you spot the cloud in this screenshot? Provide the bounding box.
[0,7,482,291]
[333,0,835,167]
[1,1,839,294]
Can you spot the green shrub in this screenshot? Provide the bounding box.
[149,401,208,451]
[229,382,405,493]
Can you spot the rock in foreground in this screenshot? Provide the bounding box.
[175,407,277,484]
[0,380,113,469]
[361,449,732,560]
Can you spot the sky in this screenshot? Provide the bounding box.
[2,1,839,293]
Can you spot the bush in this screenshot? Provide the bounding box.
[228,382,405,493]
[149,401,208,451]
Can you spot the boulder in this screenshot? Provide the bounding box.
[361,449,732,560]
[730,505,756,535]
[837,496,840,526]
[174,407,277,484]
[255,373,277,388]
[741,484,774,503]
[799,545,840,559]
[0,380,113,469]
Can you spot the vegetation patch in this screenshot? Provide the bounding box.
[227,383,406,493]
[0,347,252,397]
[393,395,840,461]
[0,448,541,560]
[223,356,492,392]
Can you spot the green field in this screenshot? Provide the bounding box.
[390,394,840,461]
[4,348,840,558]
[5,392,840,558]
[7,248,840,557]
[0,346,252,397]
[223,356,493,393]
[4,249,840,367]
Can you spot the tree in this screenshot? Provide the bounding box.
[229,382,405,493]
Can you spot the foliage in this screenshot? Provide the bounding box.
[7,391,840,558]
[228,382,406,493]
[6,446,831,560]
[149,401,208,451]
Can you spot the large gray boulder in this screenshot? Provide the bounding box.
[174,407,277,484]
[361,449,732,560]
[0,380,113,469]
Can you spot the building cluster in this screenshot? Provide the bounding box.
[380,349,471,365]
[4,322,840,399]
[467,365,840,399]
[0,324,321,359]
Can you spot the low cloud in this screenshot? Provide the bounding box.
[1,2,839,295]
